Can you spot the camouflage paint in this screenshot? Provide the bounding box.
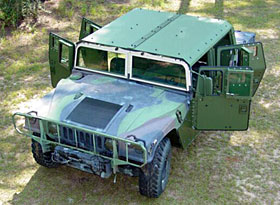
[27,73,192,162]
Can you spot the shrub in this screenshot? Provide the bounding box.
[0,0,41,28]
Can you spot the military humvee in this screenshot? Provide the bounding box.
[13,8,266,198]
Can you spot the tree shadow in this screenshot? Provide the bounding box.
[178,0,191,14]
[214,0,224,19]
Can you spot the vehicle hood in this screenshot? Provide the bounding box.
[33,73,191,142]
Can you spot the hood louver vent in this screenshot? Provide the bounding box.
[67,97,122,129]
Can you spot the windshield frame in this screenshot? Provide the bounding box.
[75,42,191,91]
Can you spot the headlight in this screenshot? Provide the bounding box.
[128,141,144,155]
[105,138,113,152]
[27,111,37,124]
[48,122,58,136]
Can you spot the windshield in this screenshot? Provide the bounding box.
[77,47,126,76]
[76,46,188,90]
[132,56,186,88]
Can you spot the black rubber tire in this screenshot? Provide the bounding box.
[139,137,172,198]
[31,139,59,168]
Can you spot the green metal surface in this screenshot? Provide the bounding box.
[82,8,232,66]
[12,112,148,169]
[217,42,266,95]
[193,96,250,130]
[79,17,101,40]
[178,104,199,148]
[193,66,252,130]
[49,33,75,88]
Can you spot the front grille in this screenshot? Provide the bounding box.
[58,126,111,156]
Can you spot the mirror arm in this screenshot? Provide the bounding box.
[241,47,253,54]
[191,69,206,79]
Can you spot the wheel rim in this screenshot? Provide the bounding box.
[161,152,171,190]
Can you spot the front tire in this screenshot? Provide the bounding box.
[31,139,59,168]
[139,137,171,198]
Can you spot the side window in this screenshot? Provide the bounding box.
[219,45,258,67]
[227,69,253,97]
[200,70,223,95]
[60,44,69,66]
[77,47,125,76]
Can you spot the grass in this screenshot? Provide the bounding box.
[0,0,279,204]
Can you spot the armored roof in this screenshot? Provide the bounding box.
[82,8,232,66]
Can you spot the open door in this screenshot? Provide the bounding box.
[79,17,101,40]
[217,42,266,95]
[49,33,75,88]
[193,66,254,130]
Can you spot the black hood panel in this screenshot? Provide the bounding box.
[66,97,122,129]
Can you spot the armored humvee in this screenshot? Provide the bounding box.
[13,8,266,198]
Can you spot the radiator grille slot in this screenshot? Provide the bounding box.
[58,126,109,154]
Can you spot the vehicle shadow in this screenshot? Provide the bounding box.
[8,94,279,204]
[6,131,236,204]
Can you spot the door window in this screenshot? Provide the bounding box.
[60,44,69,66]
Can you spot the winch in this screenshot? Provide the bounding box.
[52,146,112,178]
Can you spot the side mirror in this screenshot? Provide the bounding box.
[197,75,213,96]
[203,77,213,96]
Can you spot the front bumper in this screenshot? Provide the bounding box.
[12,112,148,173]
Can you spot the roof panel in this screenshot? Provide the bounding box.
[82,8,233,66]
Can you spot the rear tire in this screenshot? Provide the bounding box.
[31,139,59,168]
[139,137,171,198]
